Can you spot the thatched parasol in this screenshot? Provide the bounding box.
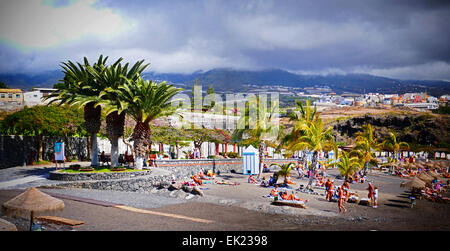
[426,170,440,178]
[416,172,434,184]
[1,188,64,231]
[400,176,426,189]
[425,162,435,168]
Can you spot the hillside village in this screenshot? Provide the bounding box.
[1,85,449,114]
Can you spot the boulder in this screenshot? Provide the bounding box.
[191,186,204,196]
[182,185,194,193]
[168,182,182,191]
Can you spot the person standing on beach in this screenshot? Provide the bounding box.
[373,186,378,208]
[342,181,350,202]
[327,180,334,201]
[367,183,374,206]
[338,187,346,213]
[325,178,330,199]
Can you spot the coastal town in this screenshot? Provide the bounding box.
[1,86,449,113]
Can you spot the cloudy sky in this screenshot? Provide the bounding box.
[0,0,449,80]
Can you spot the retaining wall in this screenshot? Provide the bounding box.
[47,158,297,192]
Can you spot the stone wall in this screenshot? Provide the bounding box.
[0,135,89,169]
[151,158,297,179]
[49,170,152,181]
[46,158,297,192]
[48,170,172,193]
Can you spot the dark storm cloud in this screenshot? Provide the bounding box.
[0,0,449,79]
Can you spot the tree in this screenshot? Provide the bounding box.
[108,76,182,169]
[232,95,279,178]
[281,99,319,166]
[206,84,216,109]
[183,127,229,158]
[336,151,361,181]
[287,119,334,188]
[45,55,113,166]
[352,124,380,176]
[94,58,149,167]
[271,162,295,185]
[0,81,8,89]
[0,105,85,161]
[381,130,409,161]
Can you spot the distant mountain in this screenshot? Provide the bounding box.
[0,70,63,91]
[1,68,449,96]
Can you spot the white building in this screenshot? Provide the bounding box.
[23,88,57,107]
[404,102,439,110]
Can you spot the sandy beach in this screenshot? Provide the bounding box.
[1,167,449,231]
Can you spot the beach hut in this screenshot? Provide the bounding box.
[1,188,65,231]
[242,145,260,175]
[400,176,426,189]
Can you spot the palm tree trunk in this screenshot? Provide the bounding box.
[106,112,125,168]
[84,103,101,167]
[90,132,99,167]
[258,141,266,178]
[133,122,150,170]
[110,136,119,167]
[307,151,318,187]
[362,161,369,177]
[36,134,43,162]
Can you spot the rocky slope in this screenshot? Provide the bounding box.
[332,113,450,149]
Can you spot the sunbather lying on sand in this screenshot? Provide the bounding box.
[191,175,203,185]
[279,191,308,202]
[248,175,258,184]
[286,176,295,185]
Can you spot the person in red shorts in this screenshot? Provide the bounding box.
[367,182,374,206]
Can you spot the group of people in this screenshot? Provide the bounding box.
[191,169,217,185]
[322,178,378,213]
[348,171,367,183]
[248,173,279,188]
[270,185,308,203]
[188,148,201,159]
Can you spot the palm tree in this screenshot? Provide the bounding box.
[232,95,279,178]
[353,124,380,176]
[336,151,361,181]
[287,119,334,188]
[281,99,318,166]
[46,55,112,167]
[93,59,149,167]
[288,99,317,123]
[109,77,182,169]
[271,162,295,185]
[382,130,409,161]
